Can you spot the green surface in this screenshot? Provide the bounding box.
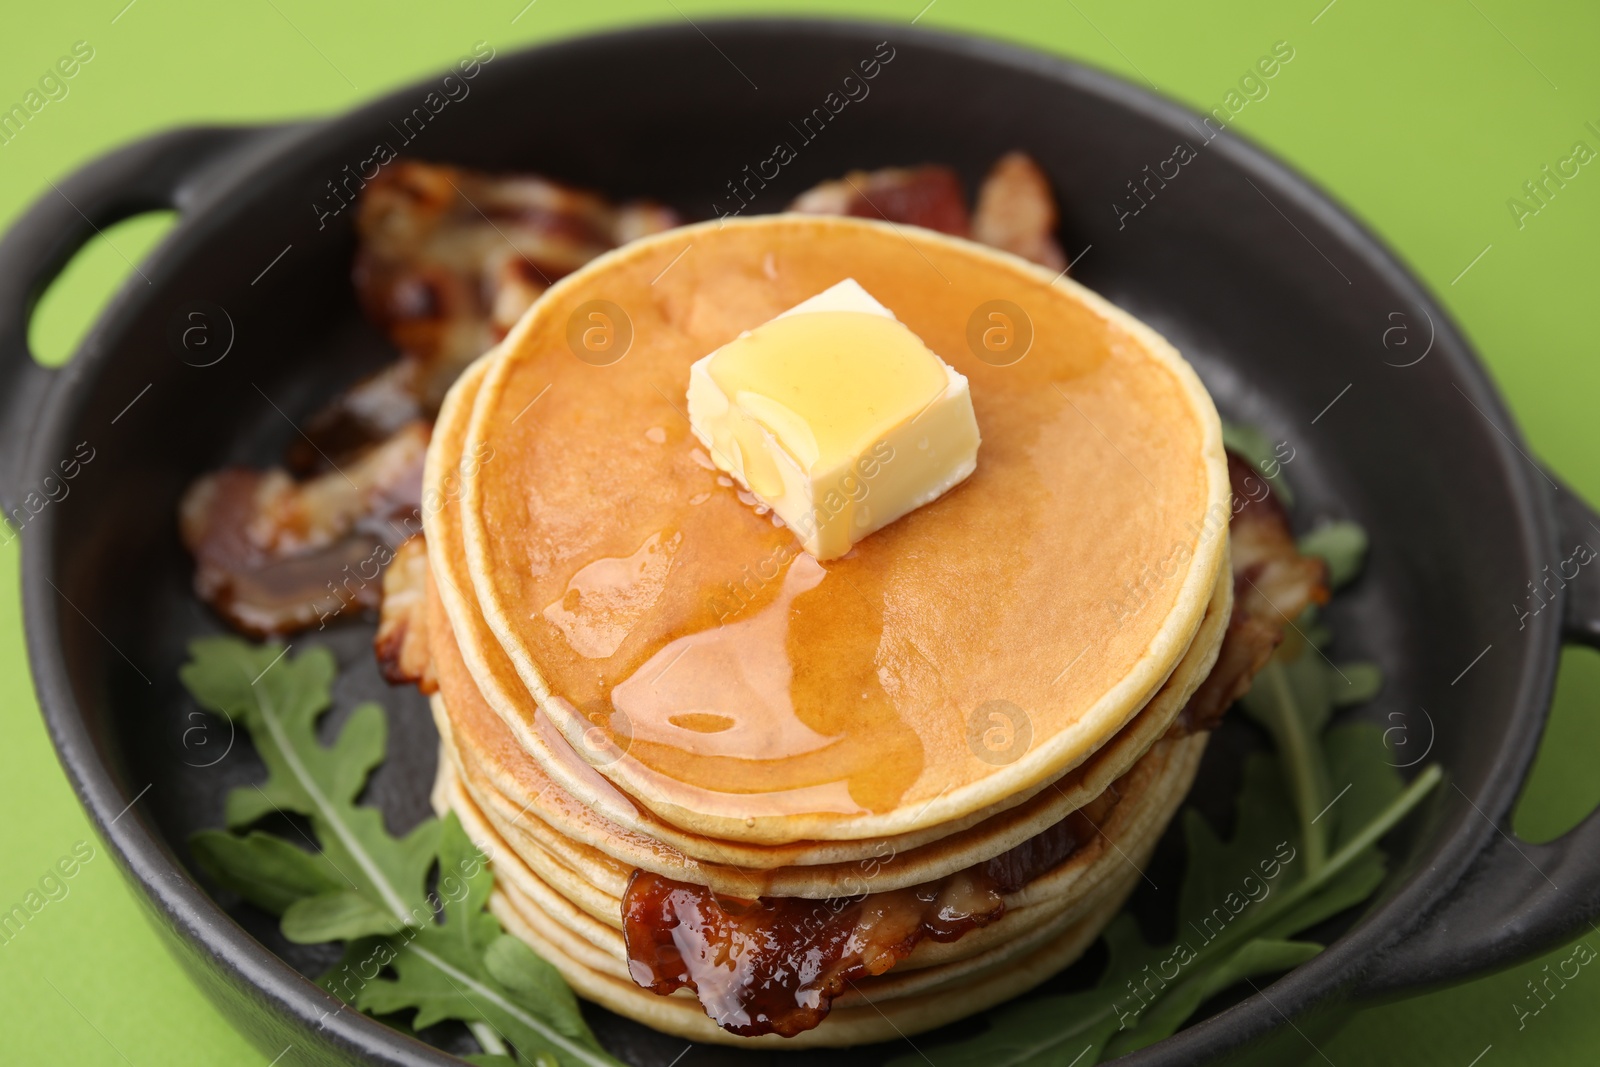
[1,0,1597,1063]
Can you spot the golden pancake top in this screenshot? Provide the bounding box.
[452,215,1229,844]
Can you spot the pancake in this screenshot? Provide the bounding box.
[434,672,1200,919]
[438,725,1202,967]
[452,215,1229,843]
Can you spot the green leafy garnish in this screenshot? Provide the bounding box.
[182,638,620,1067]
[1298,521,1368,589]
[891,512,1437,1066]
[1332,662,1383,707]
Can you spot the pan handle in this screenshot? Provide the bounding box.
[1355,471,1600,996]
[0,125,272,521]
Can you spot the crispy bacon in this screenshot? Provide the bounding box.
[789,153,1068,270]
[789,164,972,236]
[179,423,429,636]
[293,161,680,470]
[374,535,435,691]
[1179,453,1330,732]
[972,151,1068,271]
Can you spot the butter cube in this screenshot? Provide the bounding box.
[686,279,980,560]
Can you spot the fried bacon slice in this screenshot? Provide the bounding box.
[972,151,1068,271]
[789,152,1068,270]
[179,422,429,636]
[374,535,435,691]
[1179,452,1330,732]
[789,164,972,236]
[293,161,680,469]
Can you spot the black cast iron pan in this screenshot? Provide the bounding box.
[3,18,1599,1067]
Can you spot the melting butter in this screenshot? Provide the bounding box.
[686,279,980,559]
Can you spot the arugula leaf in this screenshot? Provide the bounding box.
[1174,757,1295,928]
[284,890,408,944]
[483,936,597,1042]
[356,815,616,1067]
[1239,654,1335,874]
[1323,723,1403,850]
[899,969,1122,1067]
[1298,521,1368,589]
[1330,662,1383,707]
[1296,604,1333,652]
[190,829,344,914]
[181,638,439,932]
[891,749,1438,1067]
[182,638,618,1067]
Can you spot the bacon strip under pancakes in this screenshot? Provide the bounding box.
[622,783,1124,1038]
[293,161,680,469]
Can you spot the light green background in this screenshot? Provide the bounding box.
[2,1,1598,1063]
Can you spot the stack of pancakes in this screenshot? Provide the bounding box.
[416,216,1233,1045]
